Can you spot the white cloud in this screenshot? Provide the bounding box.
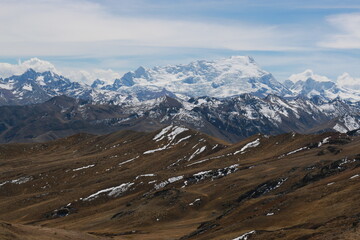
[0,58,59,78]
[251,52,360,82]
[337,72,360,90]
[0,0,299,57]
[319,13,360,49]
[63,68,121,85]
[1,0,359,83]
[288,69,332,82]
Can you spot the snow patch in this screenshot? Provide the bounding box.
[318,137,331,147]
[168,176,184,183]
[350,174,359,179]
[0,83,13,90]
[333,123,347,133]
[190,164,239,183]
[175,135,192,144]
[189,198,200,206]
[108,183,135,197]
[187,158,211,167]
[135,174,156,180]
[232,230,256,240]
[146,126,190,154]
[22,84,33,91]
[188,146,207,161]
[234,138,260,155]
[286,147,308,156]
[154,175,183,190]
[72,164,95,171]
[153,125,188,142]
[83,182,134,201]
[118,156,139,166]
[0,176,33,187]
[143,145,169,154]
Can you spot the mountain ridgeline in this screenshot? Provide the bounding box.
[0,56,360,143]
[0,94,359,143]
[1,56,360,106]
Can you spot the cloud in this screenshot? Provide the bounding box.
[250,51,360,82]
[337,72,360,89]
[0,0,300,57]
[2,0,359,83]
[319,13,360,49]
[63,68,121,85]
[288,69,332,82]
[0,58,59,78]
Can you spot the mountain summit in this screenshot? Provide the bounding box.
[106,56,291,98]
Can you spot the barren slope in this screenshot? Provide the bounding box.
[0,126,359,239]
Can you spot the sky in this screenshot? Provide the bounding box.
[1,0,360,85]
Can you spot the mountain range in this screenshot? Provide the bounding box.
[0,56,360,143]
[0,94,359,144]
[1,57,360,107]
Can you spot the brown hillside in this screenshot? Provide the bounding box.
[0,126,359,239]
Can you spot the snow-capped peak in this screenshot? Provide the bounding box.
[208,55,266,78]
[288,69,331,83]
[111,56,289,98]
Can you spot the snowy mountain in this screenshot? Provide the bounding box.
[1,57,360,111]
[103,56,291,99]
[0,56,292,105]
[108,93,360,139]
[0,69,94,105]
[2,94,359,143]
[1,57,360,140]
[0,68,136,106]
[286,69,360,101]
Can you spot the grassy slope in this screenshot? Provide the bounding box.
[0,128,359,239]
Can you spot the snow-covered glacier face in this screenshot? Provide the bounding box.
[110,56,291,99]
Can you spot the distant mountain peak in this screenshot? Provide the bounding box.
[110,55,289,99]
[23,68,37,75]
